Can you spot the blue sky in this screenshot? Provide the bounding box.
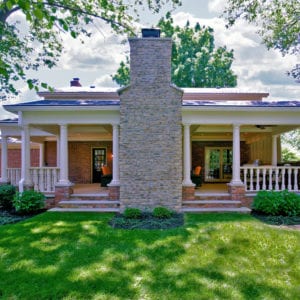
[2,0,299,118]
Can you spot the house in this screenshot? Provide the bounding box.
[0,29,300,212]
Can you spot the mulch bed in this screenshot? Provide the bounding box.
[0,209,47,226]
[251,211,300,226]
[109,212,184,230]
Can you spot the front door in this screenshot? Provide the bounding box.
[205,147,232,182]
[92,148,106,183]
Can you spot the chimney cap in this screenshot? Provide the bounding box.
[142,28,161,38]
[70,77,82,87]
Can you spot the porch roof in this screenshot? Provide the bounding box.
[182,100,300,107]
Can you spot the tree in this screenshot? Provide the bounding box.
[0,0,181,96]
[112,14,237,88]
[222,0,300,80]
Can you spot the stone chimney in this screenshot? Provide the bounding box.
[70,78,82,87]
[118,29,183,211]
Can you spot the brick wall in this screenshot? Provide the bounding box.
[69,141,112,183]
[0,148,40,176]
[119,37,183,211]
[44,141,57,167]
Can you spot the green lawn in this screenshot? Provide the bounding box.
[0,212,299,300]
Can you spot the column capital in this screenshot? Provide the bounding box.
[182,123,192,127]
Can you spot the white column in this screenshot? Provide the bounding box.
[272,135,278,166]
[56,135,60,167]
[58,124,71,185]
[182,123,194,186]
[0,135,8,183]
[39,143,44,167]
[109,124,120,186]
[19,125,32,190]
[231,124,243,185]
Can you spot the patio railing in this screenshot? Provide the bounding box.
[7,167,60,193]
[240,166,300,192]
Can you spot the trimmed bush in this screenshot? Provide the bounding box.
[13,190,45,214]
[252,190,300,216]
[0,184,16,210]
[123,208,142,219]
[152,206,173,219]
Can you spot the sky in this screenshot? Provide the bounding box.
[1,0,299,119]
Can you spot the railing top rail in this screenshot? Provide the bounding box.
[241,166,300,169]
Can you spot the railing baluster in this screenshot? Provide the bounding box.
[275,168,279,191]
[281,168,286,190]
[287,168,292,191]
[256,168,260,191]
[249,168,254,191]
[294,168,298,191]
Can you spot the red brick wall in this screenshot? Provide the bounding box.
[0,148,40,176]
[69,141,112,184]
[44,141,57,167]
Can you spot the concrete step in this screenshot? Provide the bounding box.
[49,207,120,213]
[58,199,120,209]
[194,193,232,201]
[70,193,109,201]
[59,200,119,205]
[183,200,241,204]
[183,199,242,208]
[181,207,251,213]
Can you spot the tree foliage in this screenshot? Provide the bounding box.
[0,0,181,96]
[281,128,300,163]
[223,0,300,80]
[112,14,237,88]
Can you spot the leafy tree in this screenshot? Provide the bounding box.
[0,0,181,96]
[112,14,237,87]
[222,0,300,80]
[281,128,300,162]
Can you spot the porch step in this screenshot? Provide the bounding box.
[70,193,109,201]
[184,200,240,204]
[59,200,119,205]
[57,199,120,210]
[49,207,120,212]
[182,207,251,213]
[194,192,232,201]
[182,199,242,209]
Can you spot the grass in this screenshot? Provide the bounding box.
[0,212,299,299]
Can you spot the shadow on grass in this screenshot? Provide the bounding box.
[0,212,299,299]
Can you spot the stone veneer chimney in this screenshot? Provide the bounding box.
[118,30,183,211]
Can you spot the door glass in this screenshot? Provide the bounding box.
[205,147,232,182]
[92,148,106,183]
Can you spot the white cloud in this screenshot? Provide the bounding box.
[208,0,227,14]
[171,12,299,100]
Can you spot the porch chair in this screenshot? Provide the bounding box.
[100,166,112,187]
[191,166,202,187]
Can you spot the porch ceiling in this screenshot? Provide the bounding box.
[191,124,299,142]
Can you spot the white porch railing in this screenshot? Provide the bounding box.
[240,166,300,192]
[7,167,60,193]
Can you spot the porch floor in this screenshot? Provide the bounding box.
[72,183,229,194]
[72,184,108,194]
[196,183,228,194]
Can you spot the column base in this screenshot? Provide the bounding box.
[54,183,74,205]
[182,185,195,200]
[227,183,249,207]
[108,185,120,200]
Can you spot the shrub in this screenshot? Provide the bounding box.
[279,190,300,216]
[13,190,45,214]
[0,184,16,210]
[123,208,142,219]
[252,190,300,216]
[152,206,173,219]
